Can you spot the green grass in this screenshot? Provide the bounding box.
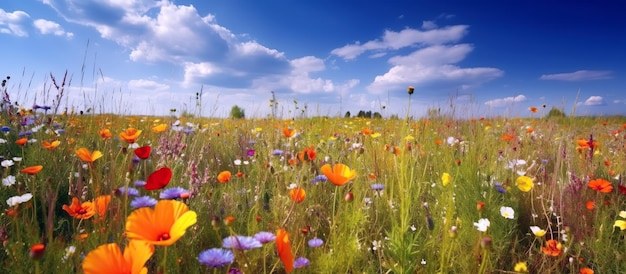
[0,100,625,273]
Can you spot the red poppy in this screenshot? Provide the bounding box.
[276,228,294,273]
[134,146,151,159]
[144,167,172,190]
[297,147,316,162]
[217,171,231,184]
[289,188,306,203]
[618,185,626,195]
[587,178,613,193]
[585,201,595,211]
[21,165,43,175]
[15,138,28,146]
[529,107,538,113]
[282,127,296,138]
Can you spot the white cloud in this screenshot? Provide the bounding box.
[579,96,604,106]
[367,44,503,93]
[331,25,468,60]
[484,95,526,107]
[128,79,169,91]
[539,70,612,81]
[0,9,30,37]
[33,19,73,38]
[422,20,437,30]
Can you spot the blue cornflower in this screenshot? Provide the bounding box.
[307,237,324,248]
[253,231,276,244]
[160,187,190,200]
[494,182,507,193]
[114,187,140,197]
[130,196,157,209]
[222,236,262,250]
[294,257,310,268]
[0,126,11,133]
[371,183,385,191]
[183,128,195,134]
[198,248,234,268]
[311,175,327,185]
[133,180,147,187]
[272,149,284,156]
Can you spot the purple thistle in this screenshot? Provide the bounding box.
[198,248,234,268]
[222,236,262,250]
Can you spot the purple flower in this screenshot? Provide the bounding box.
[160,187,190,200]
[371,183,384,191]
[246,149,255,157]
[311,175,327,184]
[130,196,157,209]
[272,149,284,156]
[222,236,262,250]
[1,126,11,132]
[307,237,324,248]
[198,248,234,268]
[114,187,140,197]
[494,182,507,193]
[133,180,146,187]
[228,268,242,274]
[294,257,310,268]
[253,231,276,244]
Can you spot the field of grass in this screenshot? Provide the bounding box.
[0,85,625,273]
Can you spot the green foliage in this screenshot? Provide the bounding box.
[546,107,567,118]
[229,105,245,119]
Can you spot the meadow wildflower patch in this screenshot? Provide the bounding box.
[0,100,624,273]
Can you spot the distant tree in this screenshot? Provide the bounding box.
[344,111,351,118]
[230,105,245,119]
[373,112,382,119]
[546,107,566,118]
[365,111,372,118]
[357,110,365,118]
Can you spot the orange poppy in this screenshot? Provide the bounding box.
[297,147,316,162]
[41,140,61,150]
[98,128,113,139]
[276,228,294,273]
[541,239,563,256]
[217,171,231,184]
[76,148,103,163]
[576,139,598,152]
[29,243,45,260]
[579,267,594,274]
[320,163,357,186]
[125,200,197,246]
[82,240,154,274]
[282,127,296,138]
[585,201,595,211]
[588,178,613,193]
[501,134,515,141]
[63,197,96,219]
[15,138,28,146]
[120,128,142,144]
[529,107,538,113]
[289,188,306,203]
[94,195,111,222]
[21,165,43,175]
[361,128,373,135]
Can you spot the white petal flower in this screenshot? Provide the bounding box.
[473,218,490,232]
[500,206,515,219]
[2,175,16,186]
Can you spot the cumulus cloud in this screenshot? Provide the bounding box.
[33,19,73,38]
[579,96,605,106]
[128,79,169,91]
[539,70,612,81]
[484,95,526,107]
[367,44,503,93]
[0,9,30,37]
[330,25,468,60]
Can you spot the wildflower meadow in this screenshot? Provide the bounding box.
[1,77,625,273]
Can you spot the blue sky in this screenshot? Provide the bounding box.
[1,0,625,118]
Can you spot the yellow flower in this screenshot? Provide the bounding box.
[41,140,61,150]
[529,226,546,237]
[370,133,381,138]
[82,240,154,274]
[615,220,626,231]
[441,173,452,186]
[515,176,534,192]
[151,124,168,133]
[125,200,197,246]
[513,261,528,272]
